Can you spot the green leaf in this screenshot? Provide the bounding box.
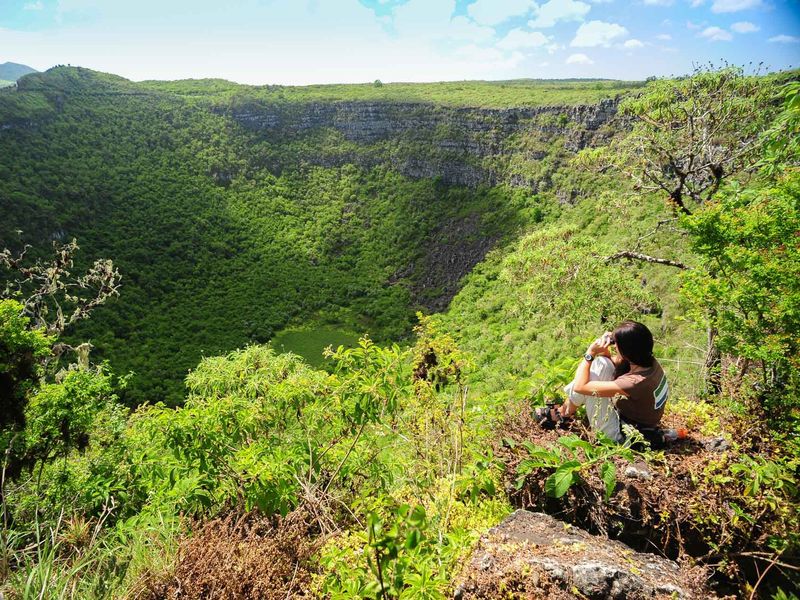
[408,505,426,527]
[557,435,593,453]
[517,458,551,474]
[729,502,755,524]
[600,461,616,500]
[405,527,422,550]
[367,512,381,543]
[545,460,580,498]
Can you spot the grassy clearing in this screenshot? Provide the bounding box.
[271,326,360,367]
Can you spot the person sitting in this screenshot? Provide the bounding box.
[535,321,669,444]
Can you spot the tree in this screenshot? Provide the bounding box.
[0,300,53,430]
[679,81,800,405]
[23,366,118,465]
[761,80,800,175]
[601,65,775,216]
[0,238,120,431]
[681,174,800,404]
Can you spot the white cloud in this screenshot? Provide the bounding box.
[643,0,673,5]
[571,20,628,47]
[655,33,672,40]
[689,0,705,6]
[623,38,645,48]
[468,0,535,25]
[699,26,733,41]
[686,20,703,29]
[446,15,495,42]
[566,53,594,64]
[528,0,591,28]
[23,1,44,9]
[710,0,763,13]
[0,2,530,85]
[730,21,759,33]
[497,29,552,49]
[454,44,526,70]
[393,2,494,43]
[769,34,800,43]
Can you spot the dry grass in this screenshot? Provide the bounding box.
[144,509,320,600]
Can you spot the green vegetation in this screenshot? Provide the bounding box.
[0,300,53,430]
[0,67,527,405]
[0,66,798,599]
[514,432,637,500]
[2,66,637,405]
[140,77,643,108]
[271,326,360,368]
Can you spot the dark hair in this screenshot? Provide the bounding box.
[612,321,654,368]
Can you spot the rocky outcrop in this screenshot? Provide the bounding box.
[389,213,496,311]
[223,99,620,189]
[454,510,713,599]
[229,100,618,142]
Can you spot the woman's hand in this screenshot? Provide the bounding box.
[587,332,613,357]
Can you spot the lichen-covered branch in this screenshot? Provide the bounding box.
[605,250,689,270]
[1,239,121,347]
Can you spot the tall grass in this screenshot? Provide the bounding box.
[1,510,181,600]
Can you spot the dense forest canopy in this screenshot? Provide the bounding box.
[0,65,798,599]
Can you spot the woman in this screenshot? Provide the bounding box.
[536,321,669,443]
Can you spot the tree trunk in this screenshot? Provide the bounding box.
[704,324,722,395]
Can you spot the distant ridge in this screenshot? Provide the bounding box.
[0,62,38,82]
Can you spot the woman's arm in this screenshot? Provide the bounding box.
[571,335,628,398]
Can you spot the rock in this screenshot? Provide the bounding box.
[624,461,653,481]
[478,553,494,571]
[703,437,731,452]
[453,510,714,599]
[410,213,496,311]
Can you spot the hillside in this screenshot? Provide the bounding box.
[0,62,37,82]
[0,67,634,405]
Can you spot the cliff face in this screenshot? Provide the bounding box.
[223,98,621,189]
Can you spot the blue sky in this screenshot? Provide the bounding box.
[1,0,799,84]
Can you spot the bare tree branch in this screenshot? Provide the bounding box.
[605,250,689,270]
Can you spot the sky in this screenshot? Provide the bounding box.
[1,0,799,84]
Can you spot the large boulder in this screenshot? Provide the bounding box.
[454,510,714,599]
